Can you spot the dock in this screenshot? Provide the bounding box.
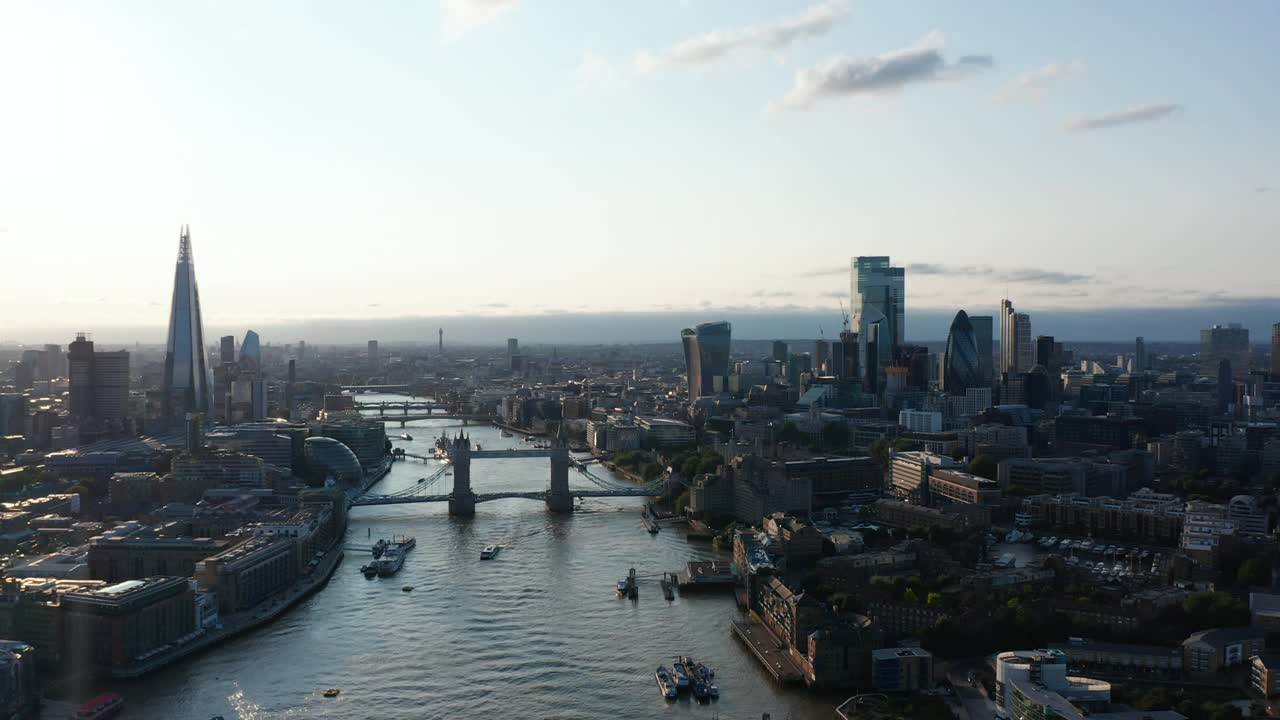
[731,620,804,685]
[676,561,735,591]
[685,518,716,541]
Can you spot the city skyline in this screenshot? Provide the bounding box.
[1,1,1277,333]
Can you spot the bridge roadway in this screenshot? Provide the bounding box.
[350,487,661,507]
[375,414,497,424]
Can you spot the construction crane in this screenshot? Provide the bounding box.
[837,298,851,333]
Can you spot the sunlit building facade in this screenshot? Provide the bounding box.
[681,321,731,398]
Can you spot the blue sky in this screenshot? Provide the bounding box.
[0,1,1276,335]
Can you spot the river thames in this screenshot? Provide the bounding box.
[113,410,837,719]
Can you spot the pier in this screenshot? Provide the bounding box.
[731,620,804,686]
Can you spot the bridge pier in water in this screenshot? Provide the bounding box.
[447,434,476,516]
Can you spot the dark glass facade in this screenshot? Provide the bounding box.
[943,310,979,395]
[303,437,363,487]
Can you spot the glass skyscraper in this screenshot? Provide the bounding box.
[970,315,994,386]
[850,256,904,375]
[681,321,731,398]
[943,310,979,395]
[162,226,211,421]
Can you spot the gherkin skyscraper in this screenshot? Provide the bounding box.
[943,310,979,395]
[162,226,211,420]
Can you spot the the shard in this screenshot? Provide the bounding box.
[162,225,211,420]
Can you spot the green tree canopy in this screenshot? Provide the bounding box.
[969,454,998,480]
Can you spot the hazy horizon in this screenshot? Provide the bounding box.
[2,303,1277,347]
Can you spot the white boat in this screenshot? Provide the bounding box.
[375,536,416,577]
[654,666,678,700]
[480,545,500,560]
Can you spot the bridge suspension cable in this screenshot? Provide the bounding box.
[359,464,450,500]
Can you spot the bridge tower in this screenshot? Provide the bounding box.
[447,432,475,516]
[546,424,573,513]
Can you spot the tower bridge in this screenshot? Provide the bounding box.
[350,430,664,515]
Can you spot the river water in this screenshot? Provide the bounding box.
[116,408,836,719]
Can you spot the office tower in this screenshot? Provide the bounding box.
[238,331,266,421]
[850,256,905,374]
[1035,335,1055,369]
[67,333,130,424]
[219,336,235,364]
[438,328,443,354]
[68,334,95,419]
[40,345,62,380]
[240,331,261,372]
[507,338,521,371]
[1135,336,1147,372]
[680,321,732,398]
[787,352,812,387]
[297,340,307,363]
[0,394,27,436]
[91,351,130,422]
[970,315,994,386]
[833,331,858,382]
[1200,324,1250,379]
[1270,323,1279,381]
[942,311,979,395]
[771,340,788,364]
[285,359,296,419]
[864,323,880,395]
[367,340,379,369]
[1218,359,1233,414]
[814,340,830,375]
[162,226,211,421]
[1000,299,1032,374]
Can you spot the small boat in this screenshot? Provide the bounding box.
[323,688,341,698]
[500,430,513,438]
[671,661,691,690]
[75,693,124,720]
[402,586,414,592]
[371,539,388,559]
[474,443,482,451]
[480,545,500,560]
[654,666,678,700]
[399,433,413,441]
[616,579,629,596]
[360,565,377,578]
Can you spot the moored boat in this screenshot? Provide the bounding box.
[654,666,678,700]
[480,545,500,560]
[375,536,416,577]
[75,693,124,720]
[671,661,691,691]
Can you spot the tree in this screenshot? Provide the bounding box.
[927,591,943,606]
[674,490,690,515]
[904,587,919,604]
[1237,557,1270,588]
[822,422,850,451]
[779,421,805,445]
[969,454,998,480]
[641,464,663,482]
[697,456,722,475]
[869,438,892,471]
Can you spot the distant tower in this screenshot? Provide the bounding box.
[67,333,95,419]
[438,328,443,354]
[1135,336,1148,372]
[162,225,211,421]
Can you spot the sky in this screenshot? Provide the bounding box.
[0,1,1277,341]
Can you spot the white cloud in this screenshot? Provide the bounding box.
[1064,103,1181,131]
[575,50,628,94]
[440,0,520,40]
[998,60,1084,102]
[634,0,847,74]
[776,31,993,110]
